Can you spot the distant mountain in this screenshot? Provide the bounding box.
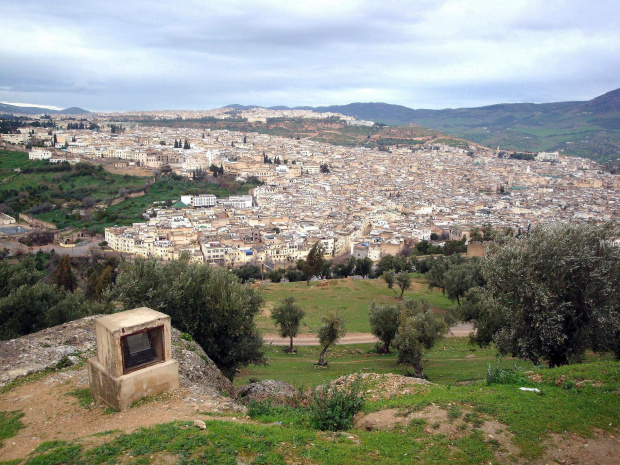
[0,103,91,115]
[310,90,620,163]
[56,107,91,115]
[225,88,620,163]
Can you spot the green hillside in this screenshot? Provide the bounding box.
[311,88,620,164]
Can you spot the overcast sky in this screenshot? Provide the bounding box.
[1,0,619,112]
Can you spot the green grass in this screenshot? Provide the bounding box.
[16,358,620,463]
[0,410,25,448]
[259,277,453,334]
[369,362,620,459]
[66,388,93,409]
[3,337,619,464]
[15,418,497,464]
[235,337,536,389]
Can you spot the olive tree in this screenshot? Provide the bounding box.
[368,301,400,353]
[382,270,396,295]
[317,312,346,366]
[271,297,305,352]
[303,241,326,285]
[395,271,412,299]
[482,222,620,367]
[443,258,484,306]
[394,298,449,378]
[108,257,265,379]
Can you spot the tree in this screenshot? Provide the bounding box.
[382,270,396,295]
[394,298,449,378]
[304,241,326,285]
[369,301,400,353]
[52,255,76,292]
[183,139,190,149]
[271,297,305,352]
[443,259,484,305]
[108,257,265,379]
[231,264,261,283]
[317,312,346,366]
[481,223,620,367]
[459,287,507,347]
[355,257,373,279]
[443,239,467,256]
[377,254,397,276]
[395,271,411,299]
[0,282,64,340]
[266,269,284,283]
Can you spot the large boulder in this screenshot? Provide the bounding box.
[237,379,298,405]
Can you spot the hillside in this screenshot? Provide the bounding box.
[227,87,620,163]
[0,103,91,115]
[314,89,620,163]
[1,319,618,464]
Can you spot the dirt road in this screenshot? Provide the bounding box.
[263,322,473,346]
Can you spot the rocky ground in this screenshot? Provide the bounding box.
[0,317,242,461]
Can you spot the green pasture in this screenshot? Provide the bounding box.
[258,277,453,334]
[235,337,537,389]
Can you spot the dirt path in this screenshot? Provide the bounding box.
[0,369,242,462]
[263,323,473,346]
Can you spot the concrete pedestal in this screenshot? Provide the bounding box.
[88,356,179,411]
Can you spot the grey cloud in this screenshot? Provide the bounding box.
[1,0,619,111]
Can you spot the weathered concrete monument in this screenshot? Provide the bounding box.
[88,307,179,410]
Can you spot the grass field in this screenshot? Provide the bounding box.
[36,176,260,233]
[9,355,618,464]
[258,277,453,334]
[0,150,147,193]
[234,337,538,389]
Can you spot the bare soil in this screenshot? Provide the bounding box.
[0,367,242,462]
[262,323,473,345]
[354,404,620,464]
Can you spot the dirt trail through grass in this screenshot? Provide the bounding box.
[263,322,473,345]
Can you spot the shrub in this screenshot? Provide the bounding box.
[485,360,528,385]
[307,376,365,431]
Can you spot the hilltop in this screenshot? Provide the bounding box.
[0,103,91,115]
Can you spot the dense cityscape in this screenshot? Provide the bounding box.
[2,108,618,265]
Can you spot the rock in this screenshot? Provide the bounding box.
[528,373,543,383]
[55,345,78,357]
[0,315,236,403]
[193,419,206,430]
[170,331,235,398]
[237,380,299,405]
[555,375,567,386]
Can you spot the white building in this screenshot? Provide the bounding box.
[537,151,559,162]
[180,194,217,208]
[29,149,52,160]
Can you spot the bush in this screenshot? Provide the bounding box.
[485,360,528,385]
[108,257,265,379]
[307,376,365,431]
